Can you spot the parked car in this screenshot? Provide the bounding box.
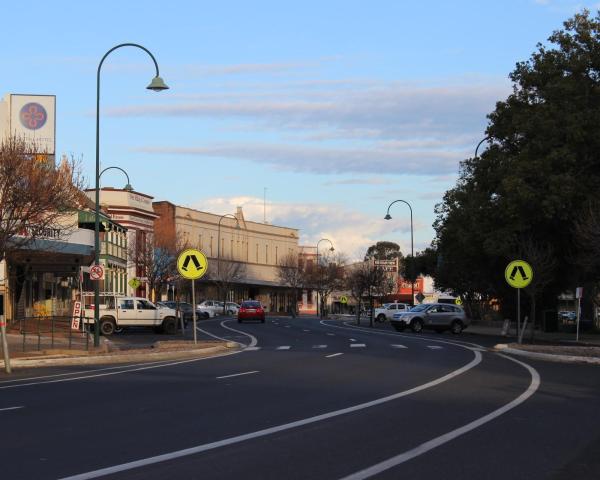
[225,302,240,315]
[158,301,194,324]
[391,303,469,334]
[374,303,410,322]
[197,300,223,317]
[238,300,265,323]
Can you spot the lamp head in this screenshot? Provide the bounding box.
[147,76,169,91]
[329,246,335,252]
[384,213,392,220]
[123,183,134,192]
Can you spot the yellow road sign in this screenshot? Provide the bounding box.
[340,295,348,304]
[505,260,533,288]
[128,278,141,289]
[177,248,208,280]
[455,297,462,306]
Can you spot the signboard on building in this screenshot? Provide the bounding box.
[373,259,398,272]
[1,94,56,155]
[71,301,82,330]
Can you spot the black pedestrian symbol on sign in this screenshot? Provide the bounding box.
[181,255,203,272]
[509,265,529,281]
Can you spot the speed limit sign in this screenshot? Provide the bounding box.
[90,264,105,281]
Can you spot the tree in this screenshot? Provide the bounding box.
[433,11,600,323]
[0,137,85,373]
[345,261,393,326]
[307,252,346,318]
[211,259,247,315]
[276,251,307,317]
[364,241,403,262]
[128,232,177,301]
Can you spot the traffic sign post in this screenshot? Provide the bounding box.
[177,249,208,344]
[505,260,533,344]
[576,287,583,342]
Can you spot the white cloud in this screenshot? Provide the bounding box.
[193,196,421,261]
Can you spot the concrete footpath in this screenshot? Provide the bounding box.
[0,332,240,369]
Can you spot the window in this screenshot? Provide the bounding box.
[256,244,259,262]
[137,300,156,310]
[120,299,134,310]
[231,239,234,259]
[275,246,278,264]
[265,245,269,264]
[210,236,213,256]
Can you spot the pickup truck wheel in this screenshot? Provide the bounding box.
[411,318,424,333]
[203,312,210,319]
[100,318,116,336]
[163,318,177,335]
[376,314,387,322]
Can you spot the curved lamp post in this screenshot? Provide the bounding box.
[217,214,241,314]
[384,200,414,305]
[99,166,134,192]
[475,136,491,159]
[316,238,334,318]
[94,43,168,347]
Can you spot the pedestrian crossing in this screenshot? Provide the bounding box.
[243,344,446,352]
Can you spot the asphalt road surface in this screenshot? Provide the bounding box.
[1,316,599,480]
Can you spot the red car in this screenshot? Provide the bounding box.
[238,300,265,323]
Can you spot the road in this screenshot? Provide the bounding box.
[1,316,599,479]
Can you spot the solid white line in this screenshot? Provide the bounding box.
[57,353,482,480]
[339,354,541,480]
[220,320,259,348]
[0,406,24,412]
[0,351,242,390]
[313,345,327,349]
[350,344,366,348]
[216,370,259,380]
[276,346,291,350]
[391,345,407,349]
[326,353,344,358]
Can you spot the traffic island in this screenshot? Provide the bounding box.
[0,339,240,370]
[494,343,600,365]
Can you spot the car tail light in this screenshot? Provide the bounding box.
[240,307,246,312]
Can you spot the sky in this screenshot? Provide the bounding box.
[2,0,598,260]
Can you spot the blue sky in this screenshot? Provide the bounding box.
[2,0,597,259]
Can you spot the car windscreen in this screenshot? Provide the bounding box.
[409,304,429,312]
[241,301,261,308]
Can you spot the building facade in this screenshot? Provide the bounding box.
[153,202,299,312]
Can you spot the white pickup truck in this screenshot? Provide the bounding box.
[83,296,179,336]
[374,303,410,322]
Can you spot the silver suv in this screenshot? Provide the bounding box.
[391,303,469,334]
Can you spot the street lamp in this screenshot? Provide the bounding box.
[99,166,134,192]
[475,136,491,159]
[94,43,168,347]
[217,213,241,314]
[384,200,414,305]
[316,238,334,318]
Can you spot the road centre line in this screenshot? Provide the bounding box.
[427,346,443,350]
[276,346,291,350]
[326,353,344,358]
[339,354,540,480]
[313,345,327,349]
[0,406,24,412]
[391,345,407,349]
[57,352,482,480]
[350,344,366,348]
[216,371,259,380]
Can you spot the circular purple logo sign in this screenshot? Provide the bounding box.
[20,103,47,130]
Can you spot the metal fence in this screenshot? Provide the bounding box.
[17,316,92,352]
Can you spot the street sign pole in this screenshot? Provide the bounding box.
[517,288,521,344]
[192,280,197,345]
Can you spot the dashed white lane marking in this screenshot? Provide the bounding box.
[58,353,482,480]
[391,344,407,349]
[313,345,327,349]
[350,338,357,342]
[350,344,366,348]
[326,353,344,358]
[327,333,335,336]
[285,325,291,328]
[303,329,311,332]
[0,406,24,412]
[427,346,443,350]
[339,354,541,480]
[245,346,261,351]
[276,346,291,350]
[216,370,259,380]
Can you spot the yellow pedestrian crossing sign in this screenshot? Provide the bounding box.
[340,295,348,304]
[177,249,208,280]
[455,297,462,306]
[505,260,533,288]
[128,278,141,289]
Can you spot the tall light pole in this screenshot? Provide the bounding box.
[99,166,134,192]
[94,43,168,347]
[475,136,491,159]
[217,213,241,314]
[384,200,414,305]
[316,238,334,318]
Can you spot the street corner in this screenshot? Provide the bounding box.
[494,343,600,365]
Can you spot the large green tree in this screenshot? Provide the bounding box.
[433,10,600,322]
